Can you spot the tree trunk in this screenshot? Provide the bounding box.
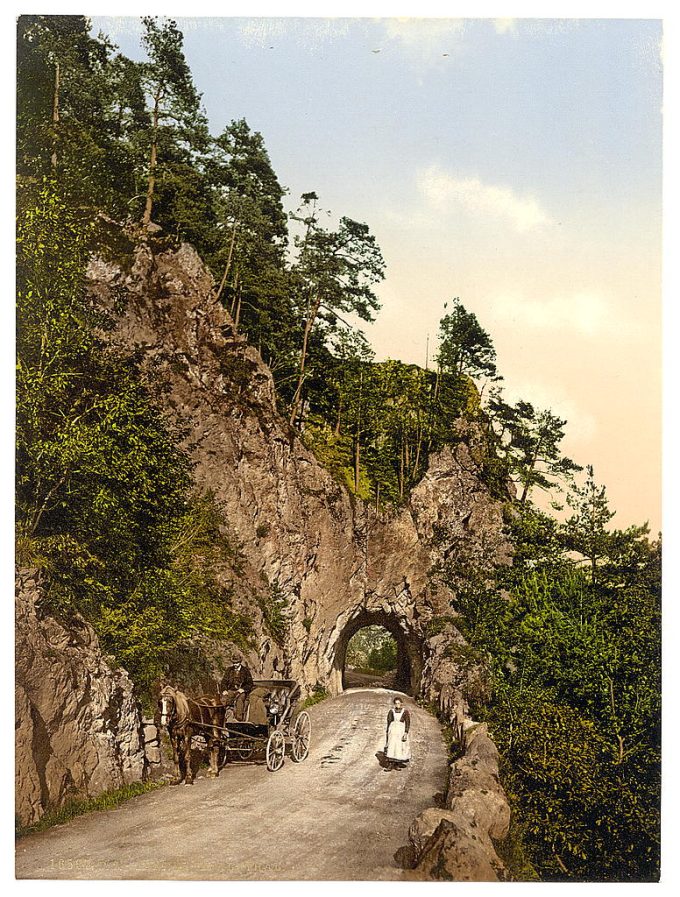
[413,420,423,478]
[519,433,544,504]
[50,60,60,173]
[229,271,240,319]
[142,89,162,225]
[354,438,360,493]
[289,294,321,427]
[233,280,242,332]
[216,223,238,303]
[399,436,405,501]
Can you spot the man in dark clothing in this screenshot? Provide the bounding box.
[220,661,254,720]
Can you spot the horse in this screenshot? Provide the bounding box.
[158,685,226,785]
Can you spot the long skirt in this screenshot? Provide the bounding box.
[385,719,411,762]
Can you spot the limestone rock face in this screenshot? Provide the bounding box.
[15,569,145,828]
[86,235,512,702]
[80,231,515,878]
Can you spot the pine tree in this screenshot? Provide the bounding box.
[289,198,385,427]
[138,16,208,227]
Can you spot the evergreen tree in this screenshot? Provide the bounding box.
[17,15,144,216]
[436,297,499,384]
[208,119,294,374]
[138,16,208,227]
[562,465,616,584]
[289,196,385,427]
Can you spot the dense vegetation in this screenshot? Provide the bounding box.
[434,472,661,881]
[346,626,398,673]
[16,184,254,694]
[16,15,660,880]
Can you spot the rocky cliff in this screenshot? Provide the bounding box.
[87,231,512,702]
[15,569,146,828]
[16,228,513,877]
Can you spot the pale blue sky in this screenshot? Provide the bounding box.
[91,16,663,531]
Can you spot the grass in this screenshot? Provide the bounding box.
[300,684,328,709]
[16,780,164,838]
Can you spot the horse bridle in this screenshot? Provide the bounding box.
[159,690,177,728]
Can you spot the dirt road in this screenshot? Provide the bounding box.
[16,688,447,881]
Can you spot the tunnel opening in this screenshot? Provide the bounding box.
[331,609,422,696]
[344,625,399,690]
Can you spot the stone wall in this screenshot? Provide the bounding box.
[15,569,146,828]
[408,694,511,881]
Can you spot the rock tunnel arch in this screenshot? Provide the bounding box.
[328,608,424,697]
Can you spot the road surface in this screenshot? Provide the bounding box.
[16,688,448,880]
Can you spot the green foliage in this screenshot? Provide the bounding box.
[258,580,289,644]
[486,390,581,504]
[17,15,145,217]
[16,781,163,838]
[437,297,499,383]
[424,615,458,638]
[346,625,397,672]
[16,184,253,697]
[139,16,209,227]
[301,684,328,709]
[435,497,661,881]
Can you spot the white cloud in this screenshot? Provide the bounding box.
[493,19,517,35]
[418,165,552,233]
[237,18,350,51]
[383,17,465,46]
[379,18,466,68]
[488,290,635,341]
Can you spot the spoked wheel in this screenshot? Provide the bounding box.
[291,711,311,762]
[236,741,254,761]
[266,730,285,771]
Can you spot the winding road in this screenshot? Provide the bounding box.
[16,688,448,881]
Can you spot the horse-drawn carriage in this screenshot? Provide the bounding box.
[159,679,312,784]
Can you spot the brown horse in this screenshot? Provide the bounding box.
[158,685,226,785]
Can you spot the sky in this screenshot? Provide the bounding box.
[89,13,663,533]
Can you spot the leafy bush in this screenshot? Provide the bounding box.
[16,184,253,698]
[434,502,661,881]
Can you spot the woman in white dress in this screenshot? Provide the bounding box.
[384,696,411,770]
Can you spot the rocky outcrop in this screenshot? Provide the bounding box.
[35,228,512,878]
[15,569,145,828]
[86,233,512,705]
[408,692,511,881]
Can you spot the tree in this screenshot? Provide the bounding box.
[434,495,661,881]
[288,196,385,427]
[16,16,144,216]
[562,465,615,583]
[489,398,581,504]
[436,298,499,385]
[138,16,207,226]
[207,119,294,371]
[16,182,253,695]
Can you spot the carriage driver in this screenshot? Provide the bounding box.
[220,660,254,721]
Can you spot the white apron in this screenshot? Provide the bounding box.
[385,709,411,761]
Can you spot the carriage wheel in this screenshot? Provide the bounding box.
[236,742,254,761]
[266,730,285,771]
[291,711,311,762]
